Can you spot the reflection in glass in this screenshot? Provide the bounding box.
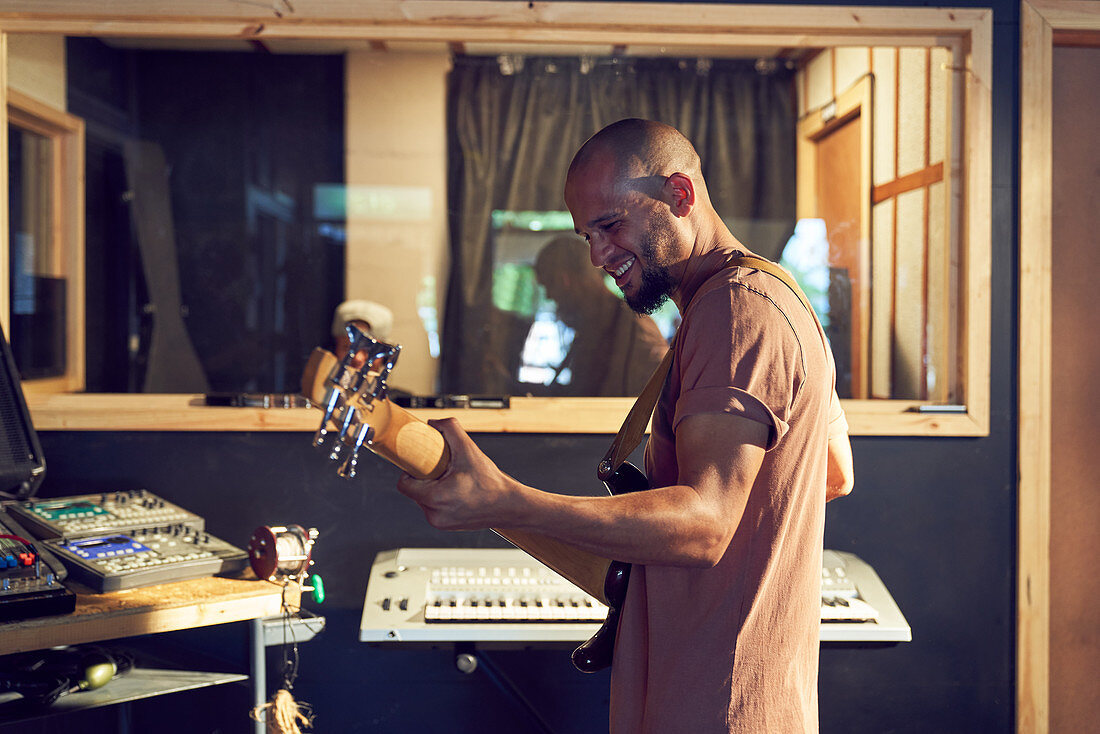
[488,214,681,396]
[8,34,960,402]
[527,234,669,396]
[792,47,955,402]
[443,54,797,396]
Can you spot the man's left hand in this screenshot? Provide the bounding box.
[395,418,518,531]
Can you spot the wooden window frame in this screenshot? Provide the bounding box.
[3,84,85,394]
[0,2,991,436]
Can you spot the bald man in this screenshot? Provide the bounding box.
[398,119,853,733]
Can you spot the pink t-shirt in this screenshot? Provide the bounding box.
[609,247,847,733]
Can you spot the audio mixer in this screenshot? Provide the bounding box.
[42,525,248,592]
[10,491,248,593]
[0,508,75,621]
[7,489,204,540]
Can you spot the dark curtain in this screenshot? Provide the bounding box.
[443,55,796,394]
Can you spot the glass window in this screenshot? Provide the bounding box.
[0,3,992,435]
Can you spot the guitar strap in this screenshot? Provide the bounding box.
[596,252,819,481]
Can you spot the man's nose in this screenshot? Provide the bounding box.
[588,233,614,269]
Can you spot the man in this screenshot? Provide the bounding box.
[331,299,394,364]
[533,234,669,396]
[397,119,853,733]
[333,299,396,376]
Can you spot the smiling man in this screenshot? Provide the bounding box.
[397,118,853,733]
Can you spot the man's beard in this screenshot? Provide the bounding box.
[624,226,676,315]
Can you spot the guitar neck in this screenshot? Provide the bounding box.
[359,397,451,480]
[377,400,614,604]
[302,347,615,604]
[493,528,614,605]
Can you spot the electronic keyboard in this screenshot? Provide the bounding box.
[360,548,912,645]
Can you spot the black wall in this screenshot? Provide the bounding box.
[33,417,1017,733]
[30,0,1020,731]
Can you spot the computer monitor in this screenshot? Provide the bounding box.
[0,322,46,500]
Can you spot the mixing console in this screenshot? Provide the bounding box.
[0,508,75,621]
[8,491,248,593]
[43,524,248,592]
[8,489,203,540]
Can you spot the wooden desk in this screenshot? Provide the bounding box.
[0,574,299,732]
[0,574,294,657]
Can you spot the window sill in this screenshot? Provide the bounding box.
[25,393,988,437]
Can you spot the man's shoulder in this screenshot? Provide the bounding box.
[686,265,803,331]
[679,264,821,380]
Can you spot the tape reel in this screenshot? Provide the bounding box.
[248,525,317,584]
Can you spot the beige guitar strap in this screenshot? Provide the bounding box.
[596,253,818,481]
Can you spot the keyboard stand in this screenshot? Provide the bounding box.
[454,643,558,734]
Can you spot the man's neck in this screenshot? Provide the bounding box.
[669,219,743,311]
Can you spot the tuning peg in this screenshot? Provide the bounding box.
[338,452,358,479]
[312,387,343,448]
[327,405,358,462]
[352,423,374,472]
[337,423,374,479]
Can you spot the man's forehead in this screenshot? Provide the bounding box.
[567,152,611,191]
[566,181,625,230]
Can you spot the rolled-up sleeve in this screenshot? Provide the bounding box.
[673,282,804,451]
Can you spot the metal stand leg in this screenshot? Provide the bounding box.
[117,699,132,733]
[251,617,266,734]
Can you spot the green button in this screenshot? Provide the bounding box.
[310,573,325,604]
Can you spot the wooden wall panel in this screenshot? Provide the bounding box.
[926,179,947,400]
[870,197,895,397]
[805,48,833,112]
[344,50,450,394]
[929,47,949,166]
[896,48,927,178]
[892,187,925,397]
[6,34,65,111]
[834,45,867,93]
[800,43,948,401]
[872,47,897,187]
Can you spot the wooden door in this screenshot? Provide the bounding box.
[1050,41,1100,734]
[813,113,864,397]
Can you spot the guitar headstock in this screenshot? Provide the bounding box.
[301,324,402,479]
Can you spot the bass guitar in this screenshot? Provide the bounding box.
[300,326,645,672]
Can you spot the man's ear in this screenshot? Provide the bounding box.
[663,173,695,216]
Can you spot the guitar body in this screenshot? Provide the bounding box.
[569,461,648,673]
[301,346,641,672]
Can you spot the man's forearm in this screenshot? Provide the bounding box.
[506,480,737,568]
